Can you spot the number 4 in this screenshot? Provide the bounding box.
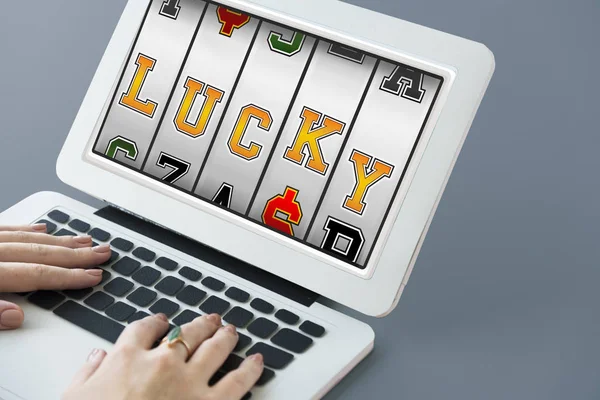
[156,152,190,184]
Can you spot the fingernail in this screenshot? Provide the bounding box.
[207,314,221,324]
[87,348,99,361]
[0,309,23,329]
[86,269,103,277]
[93,244,111,253]
[32,223,47,232]
[249,353,263,365]
[74,235,92,244]
[224,324,237,334]
[156,313,168,322]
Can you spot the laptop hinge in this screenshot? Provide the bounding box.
[94,205,319,307]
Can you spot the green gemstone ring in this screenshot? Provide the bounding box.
[160,326,192,359]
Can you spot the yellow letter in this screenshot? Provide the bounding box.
[174,77,224,137]
[284,107,345,175]
[228,105,272,160]
[344,150,394,215]
[119,54,158,118]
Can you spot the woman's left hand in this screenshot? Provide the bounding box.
[0,223,112,330]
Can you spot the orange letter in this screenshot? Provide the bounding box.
[262,187,303,236]
[344,150,394,215]
[217,7,251,37]
[174,77,224,138]
[284,107,345,175]
[228,105,272,160]
[119,53,158,118]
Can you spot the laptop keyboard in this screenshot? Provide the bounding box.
[23,208,327,399]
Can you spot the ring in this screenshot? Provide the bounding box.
[160,326,192,359]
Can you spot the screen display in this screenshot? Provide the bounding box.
[91,0,444,269]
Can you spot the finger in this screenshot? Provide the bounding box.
[0,300,24,330]
[68,348,107,387]
[0,243,111,267]
[189,323,239,379]
[211,354,264,399]
[157,314,222,361]
[0,231,93,249]
[0,224,47,233]
[0,263,103,292]
[117,313,170,350]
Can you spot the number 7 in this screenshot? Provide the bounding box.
[156,152,190,184]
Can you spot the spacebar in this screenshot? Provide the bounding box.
[54,300,125,344]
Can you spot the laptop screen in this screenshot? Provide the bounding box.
[90,0,444,270]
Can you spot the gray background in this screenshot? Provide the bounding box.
[0,0,598,399]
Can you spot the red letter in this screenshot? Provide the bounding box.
[217,7,251,37]
[262,187,303,236]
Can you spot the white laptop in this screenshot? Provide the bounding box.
[0,0,494,398]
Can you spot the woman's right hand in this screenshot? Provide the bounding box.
[63,313,264,400]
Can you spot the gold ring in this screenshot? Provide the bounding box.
[160,326,192,359]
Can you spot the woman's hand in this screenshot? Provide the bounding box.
[0,224,111,330]
[63,313,264,400]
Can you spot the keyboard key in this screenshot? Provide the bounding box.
[225,287,250,303]
[105,302,136,322]
[55,228,76,237]
[104,277,134,297]
[127,287,157,307]
[176,286,206,306]
[202,276,225,292]
[199,296,230,315]
[98,270,112,285]
[155,256,178,271]
[256,368,276,386]
[68,219,90,233]
[207,368,254,400]
[28,291,65,310]
[128,311,150,324]
[234,332,252,352]
[250,298,274,314]
[220,353,244,371]
[274,309,299,325]
[84,292,115,311]
[172,310,201,326]
[224,307,254,328]
[48,210,69,223]
[36,219,57,234]
[246,343,293,369]
[209,370,226,386]
[178,266,202,281]
[271,328,313,353]
[155,276,184,296]
[89,228,110,242]
[54,300,124,343]
[112,256,140,276]
[132,247,155,262]
[132,266,161,286]
[299,321,325,338]
[111,237,134,252]
[149,298,179,318]
[63,287,93,300]
[247,318,278,339]
[100,250,120,267]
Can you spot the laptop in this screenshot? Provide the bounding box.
[0,0,494,398]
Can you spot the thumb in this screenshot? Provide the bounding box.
[0,300,24,330]
[69,348,107,387]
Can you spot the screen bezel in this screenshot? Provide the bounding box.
[85,0,448,275]
[57,0,494,316]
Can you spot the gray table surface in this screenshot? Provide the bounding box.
[1,1,599,399]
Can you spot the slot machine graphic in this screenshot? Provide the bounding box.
[93,0,444,269]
